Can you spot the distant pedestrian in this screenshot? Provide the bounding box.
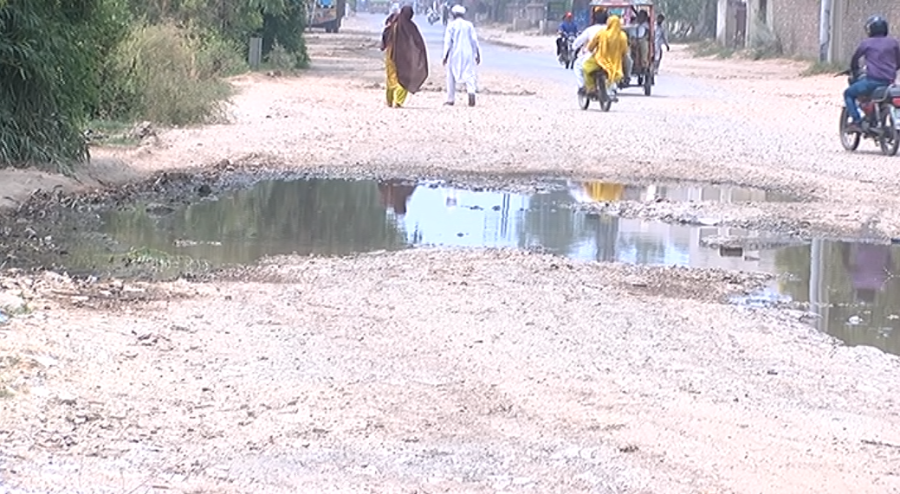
[443,5,481,107]
[381,5,429,108]
[653,13,670,74]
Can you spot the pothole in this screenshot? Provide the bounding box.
[92,177,899,355]
[5,176,894,356]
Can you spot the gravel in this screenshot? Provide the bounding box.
[0,249,898,493]
[2,14,900,494]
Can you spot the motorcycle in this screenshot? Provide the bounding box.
[838,69,900,156]
[577,70,616,112]
[426,7,439,25]
[557,34,576,70]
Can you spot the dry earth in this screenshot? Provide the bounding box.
[2,13,900,494]
[2,250,900,494]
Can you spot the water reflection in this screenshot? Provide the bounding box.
[573,181,794,203]
[98,178,897,355]
[775,241,900,355]
[378,180,416,216]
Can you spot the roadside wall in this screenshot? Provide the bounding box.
[771,0,820,58]
[764,0,900,63]
[832,0,900,64]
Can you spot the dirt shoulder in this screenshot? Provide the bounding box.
[2,249,899,493]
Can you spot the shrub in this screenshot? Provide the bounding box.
[0,0,129,172]
[747,21,781,60]
[102,23,234,126]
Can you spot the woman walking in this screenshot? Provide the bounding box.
[381,5,429,108]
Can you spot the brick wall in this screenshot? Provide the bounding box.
[833,0,900,64]
[771,0,820,58]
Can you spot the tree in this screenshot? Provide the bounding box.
[655,0,717,40]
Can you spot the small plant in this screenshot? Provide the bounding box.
[101,23,233,126]
[263,42,307,72]
[690,40,736,59]
[801,60,844,77]
[747,21,781,60]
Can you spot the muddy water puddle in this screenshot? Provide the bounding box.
[99,178,899,355]
[574,181,795,203]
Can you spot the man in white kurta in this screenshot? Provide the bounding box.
[442,5,481,106]
[572,9,608,92]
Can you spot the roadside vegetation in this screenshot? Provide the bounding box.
[0,0,309,173]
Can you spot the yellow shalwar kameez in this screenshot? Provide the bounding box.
[582,15,628,93]
[583,182,625,202]
[385,42,409,107]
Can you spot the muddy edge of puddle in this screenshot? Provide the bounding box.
[0,160,877,282]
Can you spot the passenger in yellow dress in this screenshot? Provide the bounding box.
[582,15,628,95]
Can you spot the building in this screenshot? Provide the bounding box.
[716,0,900,64]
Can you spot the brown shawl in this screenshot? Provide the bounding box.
[384,6,429,93]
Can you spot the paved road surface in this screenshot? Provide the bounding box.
[355,12,710,97]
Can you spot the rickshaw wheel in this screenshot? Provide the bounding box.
[600,97,612,112]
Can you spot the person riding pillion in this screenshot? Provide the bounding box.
[557,12,579,57]
[582,14,628,98]
[653,13,670,74]
[844,15,900,133]
[572,8,608,92]
[633,10,651,73]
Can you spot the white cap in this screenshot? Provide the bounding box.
[390,3,400,13]
[451,4,465,15]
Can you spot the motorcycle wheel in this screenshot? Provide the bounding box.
[600,94,612,112]
[598,75,612,112]
[839,107,861,151]
[880,109,900,156]
[578,91,589,111]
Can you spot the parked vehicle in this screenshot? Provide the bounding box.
[577,70,615,112]
[838,69,900,156]
[558,34,577,69]
[308,0,346,32]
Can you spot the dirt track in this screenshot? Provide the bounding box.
[2,14,900,494]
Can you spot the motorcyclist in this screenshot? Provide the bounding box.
[844,15,900,133]
[556,12,579,57]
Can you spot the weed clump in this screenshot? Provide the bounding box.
[98,24,241,126]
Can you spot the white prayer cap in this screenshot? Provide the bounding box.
[390,3,400,13]
[451,4,465,15]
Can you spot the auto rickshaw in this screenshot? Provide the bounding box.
[588,0,655,96]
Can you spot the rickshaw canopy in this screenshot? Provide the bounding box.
[588,0,653,19]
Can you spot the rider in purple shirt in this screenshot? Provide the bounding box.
[844,15,900,132]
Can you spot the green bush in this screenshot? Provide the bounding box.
[102,23,234,126]
[0,0,129,172]
[1,0,309,171]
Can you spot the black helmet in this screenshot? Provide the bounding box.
[866,15,889,37]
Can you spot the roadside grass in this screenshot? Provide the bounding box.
[690,40,736,58]
[258,42,310,74]
[85,119,141,147]
[0,355,22,399]
[801,60,845,77]
[689,38,783,61]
